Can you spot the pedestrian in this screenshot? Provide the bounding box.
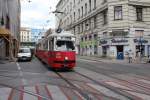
[128,50,133,63]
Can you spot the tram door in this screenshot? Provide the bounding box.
[117,45,124,60]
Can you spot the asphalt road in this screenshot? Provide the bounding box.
[0,57,150,100]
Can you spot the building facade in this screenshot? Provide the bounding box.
[20,27,33,47]
[20,27,32,42]
[0,0,20,59]
[56,0,150,59]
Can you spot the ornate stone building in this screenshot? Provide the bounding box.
[56,0,150,59]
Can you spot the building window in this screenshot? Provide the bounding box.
[114,6,122,20]
[81,6,83,17]
[136,7,143,21]
[135,30,144,37]
[70,2,72,11]
[102,0,107,4]
[89,35,92,41]
[73,0,75,7]
[74,27,75,34]
[74,12,76,21]
[81,23,83,32]
[103,9,108,25]
[81,37,83,42]
[6,16,10,29]
[70,15,72,24]
[103,32,107,37]
[89,0,91,12]
[78,9,80,19]
[94,16,97,28]
[85,3,87,15]
[94,0,96,9]
[89,19,92,29]
[78,25,80,34]
[85,20,89,30]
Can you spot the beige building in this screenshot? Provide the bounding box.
[20,27,32,43]
[56,0,150,59]
[0,0,20,59]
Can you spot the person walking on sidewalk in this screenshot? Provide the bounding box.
[128,50,133,63]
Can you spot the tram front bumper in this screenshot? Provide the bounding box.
[53,60,75,69]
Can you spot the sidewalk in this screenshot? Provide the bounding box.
[77,55,149,64]
[0,57,17,66]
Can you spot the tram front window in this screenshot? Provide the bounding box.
[56,40,75,51]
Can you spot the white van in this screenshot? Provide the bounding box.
[17,48,32,61]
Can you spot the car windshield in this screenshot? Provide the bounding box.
[19,49,30,53]
[56,40,75,51]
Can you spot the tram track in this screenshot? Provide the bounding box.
[76,60,150,97]
[54,71,94,100]
[73,70,135,100]
[55,71,132,100]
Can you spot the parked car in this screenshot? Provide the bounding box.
[17,48,32,61]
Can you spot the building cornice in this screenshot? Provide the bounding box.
[128,1,150,7]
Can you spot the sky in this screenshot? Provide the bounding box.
[21,0,59,29]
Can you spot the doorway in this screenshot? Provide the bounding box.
[116,45,124,60]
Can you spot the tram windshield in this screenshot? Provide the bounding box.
[56,40,75,51]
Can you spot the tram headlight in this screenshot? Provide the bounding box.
[65,57,68,60]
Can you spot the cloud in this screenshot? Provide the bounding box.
[21,0,59,29]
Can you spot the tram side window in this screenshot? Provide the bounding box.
[44,40,48,50]
[49,39,54,51]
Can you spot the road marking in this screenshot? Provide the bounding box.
[45,85,53,100]
[125,90,150,100]
[87,83,129,100]
[138,79,150,84]
[23,87,38,100]
[78,59,98,63]
[105,81,132,90]
[47,85,68,100]
[73,90,86,100]
[0,88,11,100]
[16,63,21,71]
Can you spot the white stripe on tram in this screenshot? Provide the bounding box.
[23,87,38,100]
[0,88,11,100]
[47,85,68,100]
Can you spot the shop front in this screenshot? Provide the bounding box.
[80,34,98,56]
[134,38,149,57]
[0,27,18,59]
[110,38,129,60]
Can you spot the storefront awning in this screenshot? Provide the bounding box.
[0,27,11,36]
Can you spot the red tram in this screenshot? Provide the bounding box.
[35,31,76,69]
